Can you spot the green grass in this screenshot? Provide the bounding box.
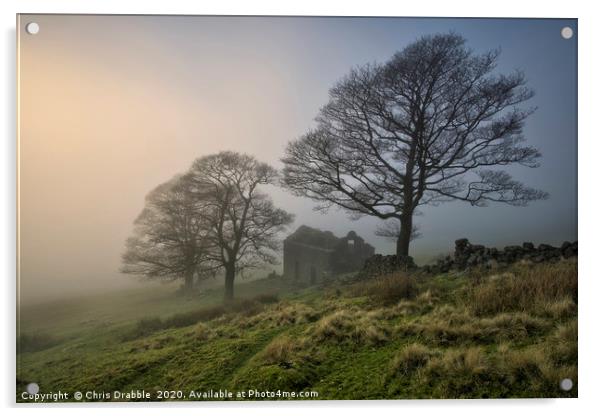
[17,260,577,401]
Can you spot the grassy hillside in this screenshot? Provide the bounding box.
[17,260,577,401]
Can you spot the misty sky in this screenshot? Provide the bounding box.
[18,15,577,302]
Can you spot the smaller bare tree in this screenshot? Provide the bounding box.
[185,152,294,301]
[121,176,216,292]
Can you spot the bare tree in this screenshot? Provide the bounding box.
[185,152,294,301]
[282,33,547,257]
[121,175,216,292]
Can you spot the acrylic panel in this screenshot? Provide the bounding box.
[17,14,577,402]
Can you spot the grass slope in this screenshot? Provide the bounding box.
[17,260,577,401]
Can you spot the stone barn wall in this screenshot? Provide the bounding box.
[283,240,333,284]
[330,231,376,274]
[282,226,376,284]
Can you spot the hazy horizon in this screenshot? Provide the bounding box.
[18,15,577,304]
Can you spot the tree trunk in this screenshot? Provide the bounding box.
[396,214,413,257]
[183,269,195,292]
[224,263,235,302]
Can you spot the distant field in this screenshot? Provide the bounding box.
[18,277,296,339]
[17,260,577,401]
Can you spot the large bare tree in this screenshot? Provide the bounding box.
[185,152,294,301]
[282,33,547,257]
[121,175,217,291]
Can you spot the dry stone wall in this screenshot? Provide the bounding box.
[359,239,578,277]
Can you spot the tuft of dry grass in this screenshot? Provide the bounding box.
[351,272,418,306]
[259,336,302,366]
[467,260,577,316]
[494,344,547,384]
[313,309,389,345]
[397,309,548,346]
[554,319,578,343]
[549,320,578,365]
[417,289,436,302]
[539,297,577,319]
[365,307,400,321]
[189,322,213,341]
[431,305,473,325]
[395,300,420,316]
[388,343,435,378]
[480,312,549,337]
[425,347,490,377]
[390,289,439,317]
[412,342,579,397]
[234,302,321,329]
[494,342,576,391]
[269,302,320,326]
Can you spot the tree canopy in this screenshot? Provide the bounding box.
[185,152,294,300]
[282,33,547,256]
[122,152,293,300]
[121,175,217,290]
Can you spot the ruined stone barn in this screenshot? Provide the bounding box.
[283,225,375,284]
